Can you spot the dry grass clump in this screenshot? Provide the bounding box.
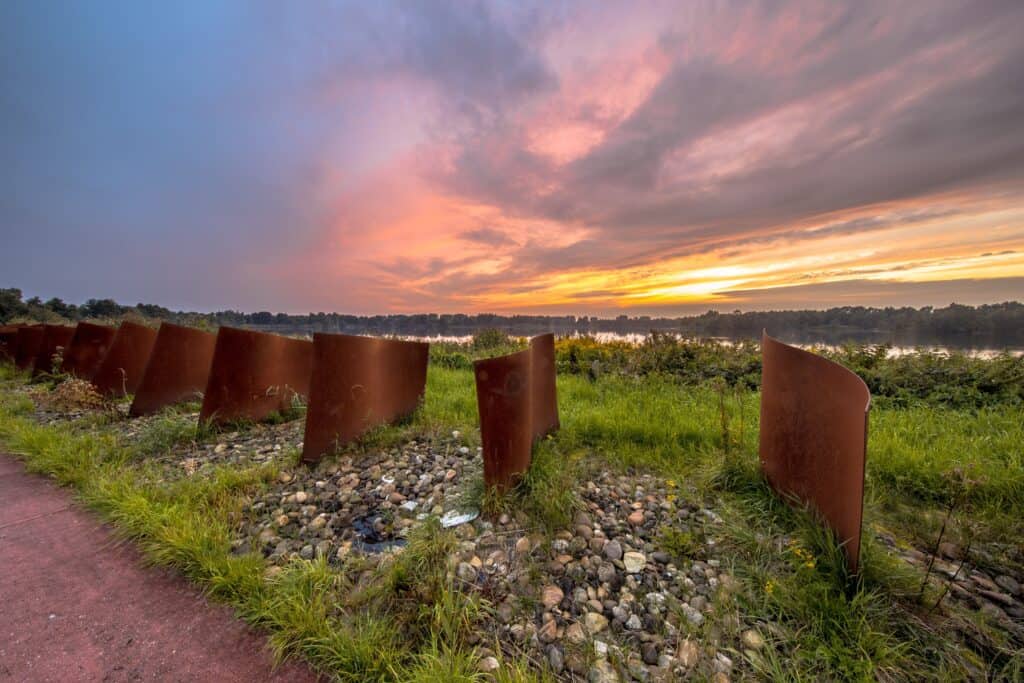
[44,378,108,411]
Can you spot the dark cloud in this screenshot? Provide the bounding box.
[436,0,1024,273]
[1,0,1022,313]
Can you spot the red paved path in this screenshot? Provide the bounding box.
[0,454,320,682]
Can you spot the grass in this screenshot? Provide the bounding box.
[1,339,1022,680]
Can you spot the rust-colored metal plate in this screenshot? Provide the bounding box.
[302,333,429,463]
[129,323,217,416]
[91,321,159,397]
[759,332,870,572]
[474,334,560,491]
[60,322,117,380]
[0,325,23,362]
[31,324,77,377]
[13,326,44,370]
[198,327,314,426]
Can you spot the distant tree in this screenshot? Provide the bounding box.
[44,297,77,319]
[0,288,28,322]
[82,298,123,318]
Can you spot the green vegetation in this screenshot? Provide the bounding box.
[1,335,1022,681]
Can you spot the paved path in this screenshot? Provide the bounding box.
[0,454,319,682]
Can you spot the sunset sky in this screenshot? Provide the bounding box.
[2,1,1024,315]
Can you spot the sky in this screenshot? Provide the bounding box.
[2,0,1024,316]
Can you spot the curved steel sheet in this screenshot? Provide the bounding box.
[129,323,217,416]
[32,324,77,377]
[91,322,159,397]
[199,327,314,426]
[0,325,23,362]
[61,322,117,380]
[302,333,429,463]
[759,332,870,572]
[13,326,44,370]
[474,333,560,491]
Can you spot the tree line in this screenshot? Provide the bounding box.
[1,287,1022,341]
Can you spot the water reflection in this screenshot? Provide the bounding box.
[402,331,1024,358]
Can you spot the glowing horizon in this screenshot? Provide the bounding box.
[2,1,1023,315]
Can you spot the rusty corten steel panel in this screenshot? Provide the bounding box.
[129,323,217,416]
[13,326,44,370]
[0,325,22,362]
[60,322,117,380]
[474,333,560,491]
[31,324,77,377]
[198,326,314,426]
[301,333,429,463]
[91,321,159,397]
[759,332,871,572]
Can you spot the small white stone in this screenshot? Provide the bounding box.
[623,551,646,573]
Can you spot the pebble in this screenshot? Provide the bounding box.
[585,612,609,634]
[604,540,623,561]
[456,562,478,583]
[676,639,700,668]
[682,604,704,626]
[741,628,765,650]
[478,656,499,673]
[542,585,564,609]
[547,645,564,673]
[623,552,646,573]
[995,575,1022,596]
[588,659,620,682]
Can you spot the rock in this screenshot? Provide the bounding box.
[456,562,478,583]
[584,612,609,634]
[623,552,646,573]
[627,657,649,681]
[294,491,308,503]
[214,443,227,453]
[979,589,1015,606]
[713,653,733,674]
[676,639,700,668]
[682,604,704,626]
[625,614,642,630]
[538,619,559,643]
[741,629,765,650]
[515,536,531,554]
[604,540,623,561]
[548,645,564,674]
[995,575,1022,596]
[275,514,290,527]
[628,510,645,526]
[299,544,314,560]
[588,659,620,683]
[641,642,659,665]
[542,585,564,609]
[938,542,960,560]
[566,622,586,644]
[598,563,617,583]
[711,674,730,683]
[478,656,499,673]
